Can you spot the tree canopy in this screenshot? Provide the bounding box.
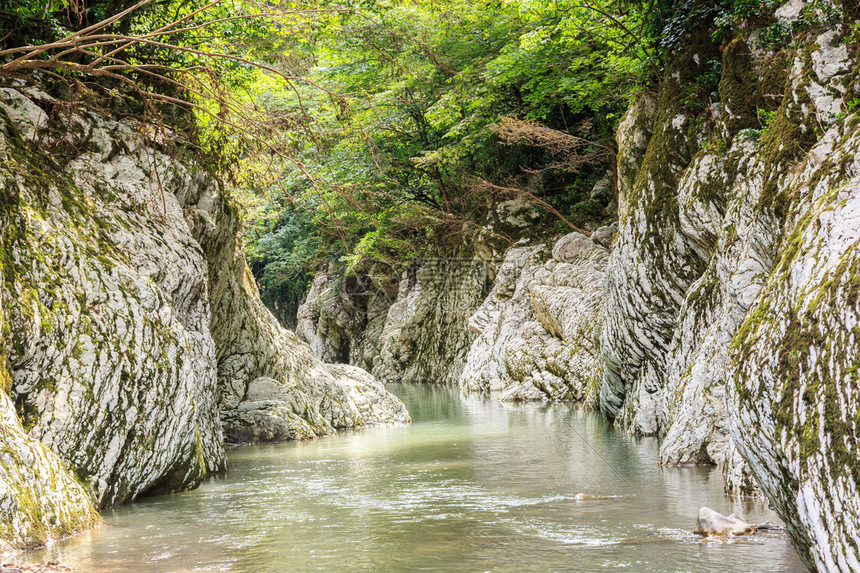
[230,0,653,311]
[7,0,846,316]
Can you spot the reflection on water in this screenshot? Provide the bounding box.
[25,384,805,572]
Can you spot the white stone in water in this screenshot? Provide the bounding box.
[693,507,755,537]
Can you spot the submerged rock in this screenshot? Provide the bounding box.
[0,562,73,573]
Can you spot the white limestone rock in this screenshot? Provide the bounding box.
[600,22,859,570]
[458,231,608,402]
[0,86,410,554]
[182,176,410,443]
[598,85,700,436]
[551,232,594,263]
[369,256,488,385]
[727,118,860,573]
[0,257,100,554]
[296,268,361,364]
[459,245,545,395]
[658,136,774,495]
[694,507,755,537]
[2,89,226,508]
[0,393,101,553]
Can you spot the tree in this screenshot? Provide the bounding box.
[244,0,650,292]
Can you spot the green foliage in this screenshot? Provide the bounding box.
[848,20,860,43]
[3,0,652,317]
[1,0,80,44]
[835,96,860,119]
[0,0,317,180]
[701,135,730,154]
[758,21,791,49]
[246,207,320,314]
[758,108,778,129]
[714,0,840,48]
[244,0,648,300]
[661,0,729,51]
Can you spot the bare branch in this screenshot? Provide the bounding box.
[472,178,592,236]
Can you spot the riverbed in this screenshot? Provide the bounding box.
[25,383,805,572]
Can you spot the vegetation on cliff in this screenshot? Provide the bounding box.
[238,0,653,312]
[1,0,642,316]
[6,0,852,318]
[2,0,860,568]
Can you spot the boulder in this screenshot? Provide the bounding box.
[590,223,618,249]
[551,232,594,263]
[693,507,755,537]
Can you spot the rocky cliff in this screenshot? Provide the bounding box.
[294,9,860,571]
[296,196,612,400]
[458,230,611,403]
[298,254,488,386]
[0,85,408,553]
[601,18,860,570]
[298,229,613,403]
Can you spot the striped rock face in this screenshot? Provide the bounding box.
[728,121,860,572]
[598,21,859,571]
[0,85,408,552]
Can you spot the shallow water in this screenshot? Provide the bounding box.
[26,383,805,572]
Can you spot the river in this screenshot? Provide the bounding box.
[25,383,805,572]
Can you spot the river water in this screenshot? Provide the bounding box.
[26,383,805,572]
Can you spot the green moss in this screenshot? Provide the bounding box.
[686,268,722,315]
[719,38,791,141]
[756,44,823,220]
[758,51,790,111]
[0,341,12,396]
[719,38,761,134]
[194,426,207,471]
[732,163,860,502]
[731,294,772,404]
[0,436,101,550]
[778,256,860,480]
[627,79,713,285]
